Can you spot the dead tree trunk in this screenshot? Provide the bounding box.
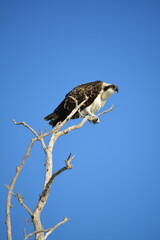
[5,103,114,240]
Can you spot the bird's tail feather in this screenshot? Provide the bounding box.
[44,112,61,127]
[44,112,56,121]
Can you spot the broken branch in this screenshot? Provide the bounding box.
[12,119,39,138]
[4,185,33,218]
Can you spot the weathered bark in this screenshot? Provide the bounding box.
[6,139,36,240]
[32,214,44,240]
[5,103,114,239]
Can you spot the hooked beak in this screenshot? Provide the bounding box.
[114,85,119,93]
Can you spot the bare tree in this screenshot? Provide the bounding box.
[5,101,114,240]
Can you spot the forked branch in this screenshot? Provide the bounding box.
[39,153,74,204]
[24,217,69,240]
[12,119,39,138]
[4,185,33,218]
[6,104,114,240]
[49,152,74,180]
[58,104,114,137]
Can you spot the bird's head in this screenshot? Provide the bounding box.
[102,83,118,101]
[104,83,118,93]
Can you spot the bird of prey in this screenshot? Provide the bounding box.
[44,81,118,127]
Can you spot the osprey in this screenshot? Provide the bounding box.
[44,81,118,127]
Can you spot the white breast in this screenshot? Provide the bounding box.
[80,84,116,117]
[89,94,106,113]
[81,93,106,116]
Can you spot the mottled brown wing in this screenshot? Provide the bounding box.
[63,81,103,118]
[44,81,103,126]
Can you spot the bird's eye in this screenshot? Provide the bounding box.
[104,86,110,91]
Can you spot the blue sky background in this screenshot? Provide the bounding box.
[1,0,160,239]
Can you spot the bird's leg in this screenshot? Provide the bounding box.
[78,107,100,124]
[85,109,100,124]
[78,110,85,118]
[88,115,100,124]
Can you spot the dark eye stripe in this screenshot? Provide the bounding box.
[104,85,111,91]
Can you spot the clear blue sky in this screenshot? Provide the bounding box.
[1,0,160,239]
